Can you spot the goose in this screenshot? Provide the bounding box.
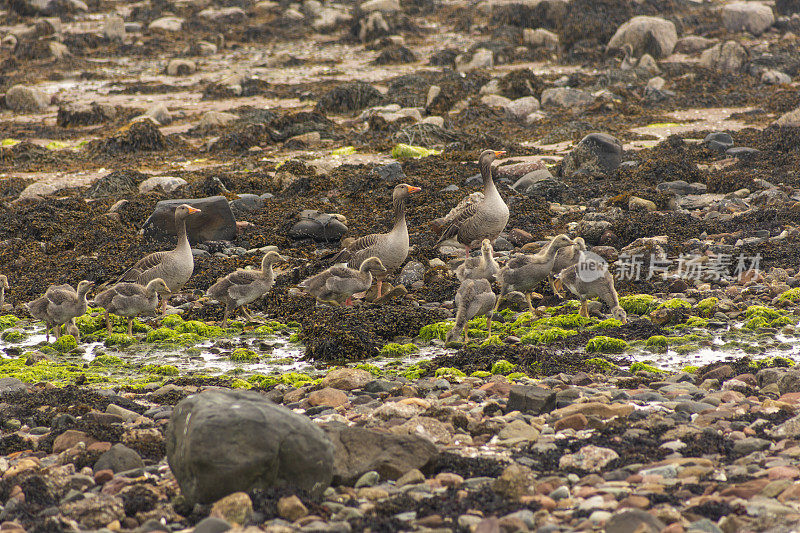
[0,274,8,310]
[455,239,499,282]
[27,280,94,342]
[555,257,627,323]
[118,204,201,314]
[550,237,586,297]
[446,278,497,344]
[493,234,575,316]
[300,257,387,306]
[330,183,421,298]
[93,278,171,335]
[206,251,285,326]
[436,150,509,259]
[66,318,80,343]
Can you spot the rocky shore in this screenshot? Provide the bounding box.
[4,0,800,530]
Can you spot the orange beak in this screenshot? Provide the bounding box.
[407,185,422,193]
[494,150,506,157]
[187,207,201,214]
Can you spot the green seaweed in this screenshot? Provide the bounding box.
[645,335,669,347]
[143,364,179,376]
[657,298,691,310]
[419,321,453,341]
[379,343,420,357]
[778,288,800,302]
[230,348,260,362]
[695,297,718,317]
[586,335,628,354]
[1,329,25,342]
[51,335,77,353]
[619,294,658,315]
[630,361,664,373]
[521,327,577,345]
[0,315,19,331]
[434,367,466,378]
[104,333,136,347]
[471,371,492,378]
[588,318,623,330]
[491,359,517,375]
[584,357,619,372]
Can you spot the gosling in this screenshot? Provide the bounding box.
[555,257,627,323]
[494,234,575,315]
[27,281,94,342]
[446,278,497,343]
[300,257,387,306]
[456,239,500,282]
[207,251,285,326]
[550,237,586,297]
[92,278,172,336]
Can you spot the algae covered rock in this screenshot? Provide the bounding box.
[166,389,334,504]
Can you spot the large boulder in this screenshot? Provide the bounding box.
[540,87,594,110]
[288,210,348,242]
[607,16,678,59]
[699,41,748,72]
[166,390,334,505]
[5,85,50,113]
[722,2,774,35]
[323,424,438,484]
[561,133,623,177]
[143,196,237,244]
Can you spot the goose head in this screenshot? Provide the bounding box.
[480,239,494,256]
[262,251,287,269]
[393,183,422,201]
[146,278,171,296]
[549,234,575,251]
[76,280,95,296]
[360,257,388,275]
[175,204,202,222]
[478,149,506,174]
[0,275,8,290]
[612,305,628,325]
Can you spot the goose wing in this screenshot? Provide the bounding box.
[118,251,170,283]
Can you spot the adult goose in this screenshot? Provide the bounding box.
[300,257,387,306]
[27,280,94,342]
[436,150,508,259]
[118,204,201,314]
[93,278,171,335]
[330,183,420,298]
[207,251,285,326]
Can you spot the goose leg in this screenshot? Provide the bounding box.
[376,280,383,299]
[222,305,230,328]
[55,323,62,339]
[526,293,535,315]
[551,276,564,298]
[45,324,50,343]
[463,327,469,343]
[464,245,471,260]
[579,298,589,318]
[345,296,353,306]
[161,297,169,316]
[127,318,133,336]
[106,310,112,335]
[241,306,253,321]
